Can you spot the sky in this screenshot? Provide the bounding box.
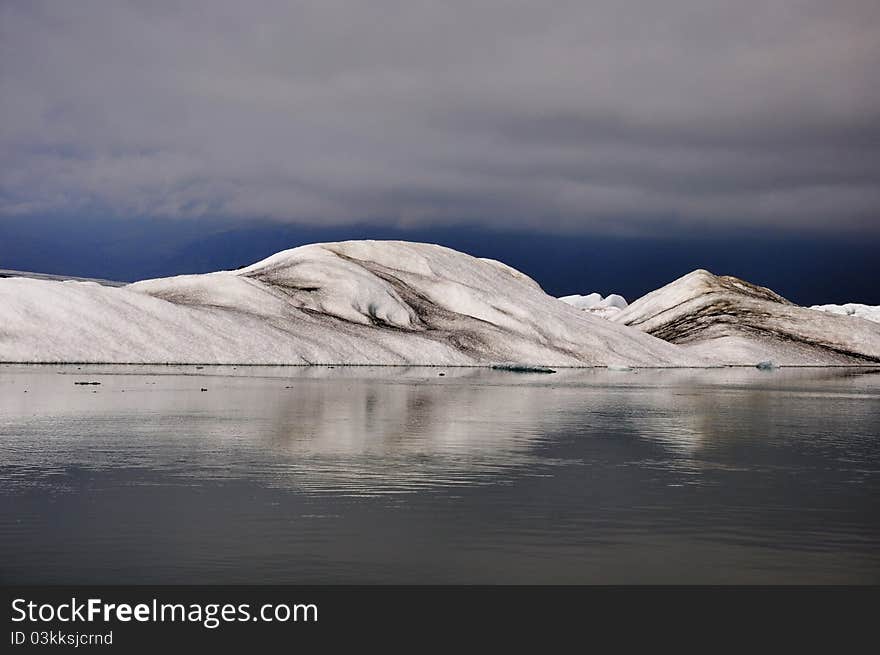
[1,1,879,301]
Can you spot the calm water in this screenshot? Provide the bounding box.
[1,365,878,584]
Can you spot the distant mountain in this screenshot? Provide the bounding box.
[612,269,880,365]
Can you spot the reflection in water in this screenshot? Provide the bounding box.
[1,367,571,495]
[0,365,878,583]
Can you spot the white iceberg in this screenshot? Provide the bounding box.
[0,241,698,367]
[810,303,880,323]
[599,294,628,310]
[558,293,603,309]
[612,269,880,366]
[3,245,877,367]
[559,292,628,319]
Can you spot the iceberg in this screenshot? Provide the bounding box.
[0,241,698,367]
[559,291,628,318]
[558,293,603,309]
[2,245,876,368]
[599,294,628,310]
[612,270,880,365]
[809,303,880,323]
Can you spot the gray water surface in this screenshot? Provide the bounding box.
[1,365,878,583]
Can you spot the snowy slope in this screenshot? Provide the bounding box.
[612,270,880,365]
[810,303,880,323]
[0,241,699,366]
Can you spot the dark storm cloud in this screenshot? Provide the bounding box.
[1,0,879,234]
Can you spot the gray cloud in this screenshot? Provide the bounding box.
[1,0,879,234]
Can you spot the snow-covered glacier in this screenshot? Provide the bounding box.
[0,241,698,366]
[612,269,880,365]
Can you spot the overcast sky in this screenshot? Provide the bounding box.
[2,0,879,236]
